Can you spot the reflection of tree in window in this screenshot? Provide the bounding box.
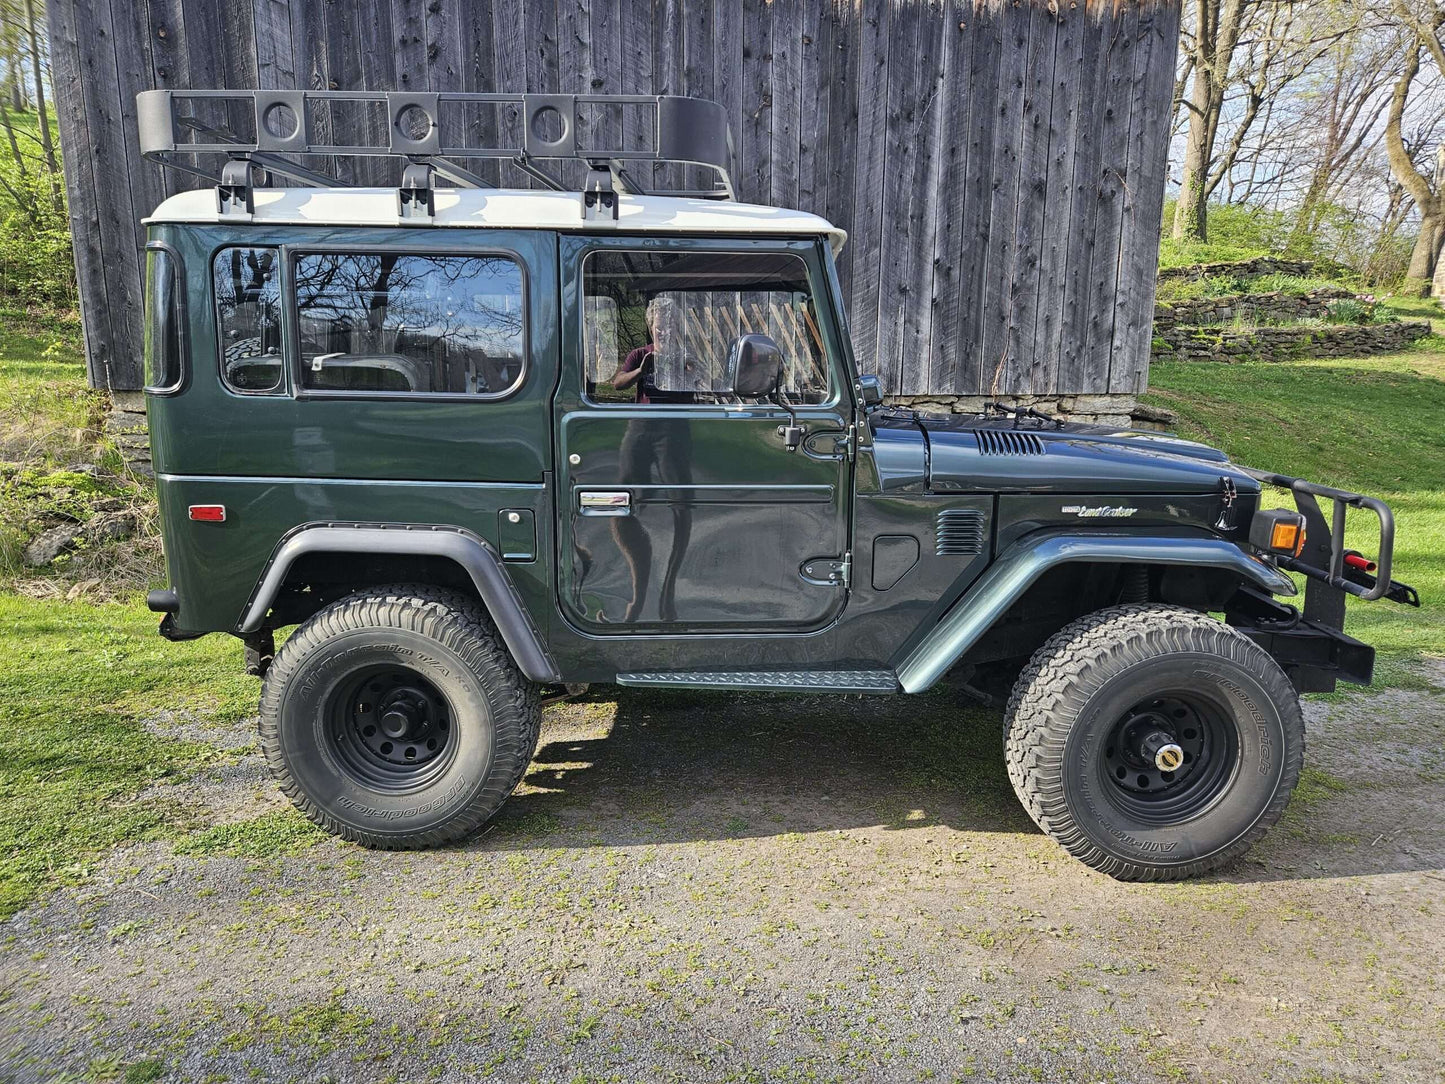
[214,247,283,392]
[294,254,525,395]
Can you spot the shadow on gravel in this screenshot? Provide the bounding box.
[464,687,1445,886]
[475,686,1039,849]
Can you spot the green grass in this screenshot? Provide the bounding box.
[1143,327,1445,660]
[0,593,262,917]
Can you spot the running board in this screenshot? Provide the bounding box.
[616,669,898,694]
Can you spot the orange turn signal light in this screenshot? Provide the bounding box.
[1269,521,1300,554]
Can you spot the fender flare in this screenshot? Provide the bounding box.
[894,530,1297,694]
[238,522,561,684]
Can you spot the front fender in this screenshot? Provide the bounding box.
[894,529,1296,694]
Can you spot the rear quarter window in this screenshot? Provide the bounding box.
[214,246,284,394]
[292,252,526,398]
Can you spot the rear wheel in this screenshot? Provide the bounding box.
[1004,604,1304,881]
[258,586,540,848]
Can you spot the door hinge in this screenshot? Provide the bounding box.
[801,551,851,588]
[836,423,857,461]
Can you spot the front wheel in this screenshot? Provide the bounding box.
[1004,604,1304,881]
[258,586,540,848]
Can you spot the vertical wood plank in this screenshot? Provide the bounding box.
[975,0,1030,396]
[458,0,502,186]
[876,0,946,396]
[795,0,832,216]
[1029,0,1088,395]
[1000,1,1053,394]
[1056,0,1110,393]
[768,0,801,213]
[926,0,975,394]
[1109,0,1178,394]
[47,0,110,385]
[848,0,890,380]
[1080,0,1139,391]
[821,1,859,308]
[737,0,769,204]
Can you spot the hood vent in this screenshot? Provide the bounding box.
[936,508,986,556]
[972,429,1045,456]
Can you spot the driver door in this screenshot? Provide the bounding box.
[554,236,854,634]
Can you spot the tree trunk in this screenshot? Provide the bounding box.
[23,0,59,176]
[1172,71,1213,242]
[1403,216,1442,298]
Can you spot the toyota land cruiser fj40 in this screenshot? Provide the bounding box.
[134,90,1419,880]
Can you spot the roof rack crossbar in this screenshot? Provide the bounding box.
[138,89,736,206]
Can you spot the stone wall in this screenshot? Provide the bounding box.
[1151,320,1432,363]
[1153,287,1353,329]
[1156,256,1316,283]
[105,392,152,478]
[886,393,1168,430]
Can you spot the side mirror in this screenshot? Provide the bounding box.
[857,373,884,410]
[726,333,785,398]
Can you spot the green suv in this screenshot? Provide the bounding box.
[135,90,1417,880]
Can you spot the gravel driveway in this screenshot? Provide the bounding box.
[3,677,1443,1083]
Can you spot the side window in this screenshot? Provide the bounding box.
[214,246,284,393]
[144,245,183,393]
[293,252,525,396]
[583,250,832,406]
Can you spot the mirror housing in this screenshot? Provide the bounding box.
[726,333,785,398]
[857,373,884,410]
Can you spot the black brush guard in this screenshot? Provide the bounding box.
[1228,469,1420,693]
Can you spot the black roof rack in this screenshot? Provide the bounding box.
[136,89,736,220]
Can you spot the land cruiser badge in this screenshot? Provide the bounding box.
[1061,504,1138,518]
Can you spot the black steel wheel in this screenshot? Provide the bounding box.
[259,585,541,849]
[1004,604,1304,881]
[328,667,457,792]
[1097,693,1237,823]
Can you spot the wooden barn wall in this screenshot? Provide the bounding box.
[48,0,1180,397]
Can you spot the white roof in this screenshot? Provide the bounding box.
[144,187,847,250]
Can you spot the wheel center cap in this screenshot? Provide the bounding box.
[380,709,414,739]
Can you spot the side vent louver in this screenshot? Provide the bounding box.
[971,429,1046,456]
[936,508,986,556]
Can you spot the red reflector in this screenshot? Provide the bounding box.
[188,504,226,522]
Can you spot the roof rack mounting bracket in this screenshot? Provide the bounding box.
[398,160,435,220]
[217,156,254,216]
[581,159,618,221]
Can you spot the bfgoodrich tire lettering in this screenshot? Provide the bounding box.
[259,585,540,849]
[1003,604,1304,881]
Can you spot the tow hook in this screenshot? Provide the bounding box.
[1140,730,1185,772]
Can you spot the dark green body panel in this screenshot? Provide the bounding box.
[155,474,551,633]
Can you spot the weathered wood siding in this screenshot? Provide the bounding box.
[49,0,1179,396]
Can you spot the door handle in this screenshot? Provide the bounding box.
[579,490,631,516]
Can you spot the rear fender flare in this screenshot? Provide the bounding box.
[238,522,561,684]
[895,529,1296,694]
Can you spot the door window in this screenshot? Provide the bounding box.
[583,250,831,406]
[292,252,526,397]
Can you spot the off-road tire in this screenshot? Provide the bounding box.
[258,585,541,848]
[1004,604,1304,881]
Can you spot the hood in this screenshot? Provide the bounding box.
[870,410,1259,496]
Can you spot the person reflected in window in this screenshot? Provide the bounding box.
[609,295,673,404]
